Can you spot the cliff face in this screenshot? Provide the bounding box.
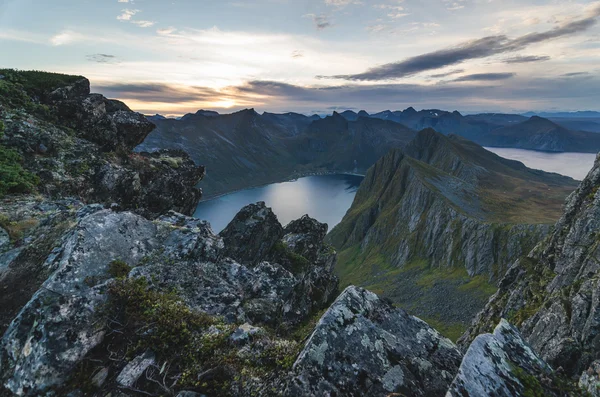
[0,70,204,218]
[460,154,600,377]
[328,129,578,338]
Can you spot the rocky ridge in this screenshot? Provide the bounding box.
[328,129,577,336]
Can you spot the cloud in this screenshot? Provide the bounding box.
[118,0,131,2]
[117,9,139,21]
[131,20,155,28]
[562,72,589,77]
[291,50,304,58]
[50,30,82,46]
[325,0,362,7]
[503,55,550,64]
[453,72,516,82]
[157,27,177,35]
[94,82,224,103]
[322,5,600,81]
[304,14,333,30]
[430,69,464,78]
[86,54,120,64]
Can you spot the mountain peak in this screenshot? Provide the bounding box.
[403,106,417,114]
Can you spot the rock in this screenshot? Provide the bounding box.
[281,215,328,263]
[116,350,156,387]
[579,360,600,396]
[0,227,9,252]
[220,202,284,265]
[448,319,555,396]
[0,210,162,395]
[287,286,462,396]
[230,323,263,344]
[91,367,109,388]
[176,392,205,397]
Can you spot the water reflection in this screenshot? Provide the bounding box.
[194,174,364,233]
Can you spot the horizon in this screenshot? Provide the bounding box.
[2,0,600,115]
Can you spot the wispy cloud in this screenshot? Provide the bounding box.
[50,30,82,46]
[322,4,600,81]
[304,14,333,30]
[325,0,363,7]
[131,20,155,28]
[117,9,139,21]
[86,54,120,64]
[503,55,550,64]
[453,72,516,82]
[430,69,464,78]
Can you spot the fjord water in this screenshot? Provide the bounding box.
[485,147,597,180]
[194,174,364,233]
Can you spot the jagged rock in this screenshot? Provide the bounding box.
[116,350,156,387]
[281,215,328,263]
[230,323,263,344]
[0,210,161,395]
[220,201,284,265]
[448,319,555,396]
[1,72,205,218]
[287,286,462,396]
[461,154,600,376]
[579,361,600,396]
[0,206,339,395]
[91,367,109,388]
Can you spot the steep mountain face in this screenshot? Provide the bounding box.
[0,70,204,218]
[460,153,600,377]
[476,116,600,152]
[138,110,416,198]
[328,129,578,338]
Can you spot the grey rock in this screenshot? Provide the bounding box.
[91,367,109,388]
[0,227,9,252]
[230,323,263,344]
[116,350,156,387]
[287,286,462,397]
[220,201,284,265]
[579,360,600,396]
[448,319,554,396]
[176,392,205,397]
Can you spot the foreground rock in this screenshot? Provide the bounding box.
[287,286,462,396]
[461,154,600,376]
[449,319,555,396]
[0,203,338,396]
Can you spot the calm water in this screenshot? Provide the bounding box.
[194,174,364,233]
[485,147,597,180]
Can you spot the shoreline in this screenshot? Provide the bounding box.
[198,170,366,203]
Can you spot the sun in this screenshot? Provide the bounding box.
[209,99,236,109]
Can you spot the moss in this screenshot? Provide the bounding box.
[0,215,39,243]
[510,363,545,397]
[421,316,466,342]
[107,260,132,279]
[272,241,310,274]
[0,69,84,101]
[0,121,40,198]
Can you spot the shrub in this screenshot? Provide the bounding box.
[0,127,39,197]
[107,259,131,279]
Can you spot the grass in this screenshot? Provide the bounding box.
[0,69,84,101]
[420,317,466,342]
[0,120,40,197]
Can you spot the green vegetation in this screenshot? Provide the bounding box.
[0,120,39,197]
[271,241,310,274]
[107,259,132,279]
[508,258,556,326]
[421,317,466,342]
[0,69,83,100]
[510,363,546,397]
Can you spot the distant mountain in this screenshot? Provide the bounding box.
[474,116,600,152]
[327,129,578,339]
[523,111,600,118]
[548,118,600,133]
[138,109,416,197]
[146,114,167,122]
[180,109,220,121]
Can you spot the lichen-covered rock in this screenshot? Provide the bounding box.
[448,319,555,396]
[0,205,339,395]
[287,286,462,397]
[116,350,156,387]
[0,210,162,395]
[1,72,205,218]
[220,201,284,265]
[579,361,600,396]
[281,215,328,263]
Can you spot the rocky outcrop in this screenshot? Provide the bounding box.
[287,286,462,396]
[579,361,600,396]
[0,71,204,218]
[0,203,338,396]
[460,154,600,376]
[448,319,556,396]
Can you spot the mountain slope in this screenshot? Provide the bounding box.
[460,153,600,377]
[327,129,578,339]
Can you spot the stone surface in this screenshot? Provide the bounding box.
[448,319,554,396]
[580,361,600,396]
[287,286,462,397]
[116,350,156,387]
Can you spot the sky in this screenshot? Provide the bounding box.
[1,0,600,116]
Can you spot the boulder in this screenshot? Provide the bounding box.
[580,360,600,396]
[448,319,555,396]
[287,286,462,396]
[220,202,284,265]
[116,350,156,388]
